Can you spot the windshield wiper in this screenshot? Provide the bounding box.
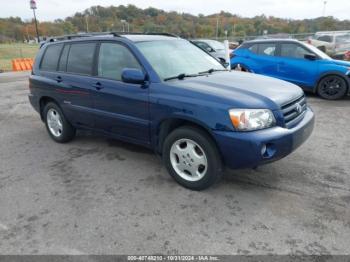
[164,73,200,81]
[198,68,228,74]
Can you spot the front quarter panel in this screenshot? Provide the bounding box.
[149,83,235,145]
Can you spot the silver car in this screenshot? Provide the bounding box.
[192,39,228,63]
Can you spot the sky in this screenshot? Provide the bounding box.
[1,0,350,21]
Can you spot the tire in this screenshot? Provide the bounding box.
[162,126,223,190]
[231,64,251,72]
[317,75,348,100]
[43,102,76,143]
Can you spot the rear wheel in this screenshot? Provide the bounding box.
[162,126,223,190]
[43,102,76,143]
[231,64,251,72]
[317,75,347,100]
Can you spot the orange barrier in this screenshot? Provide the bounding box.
[12,58,34,71]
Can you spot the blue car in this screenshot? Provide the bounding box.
[231,39,350,100]
[29,33,314,190]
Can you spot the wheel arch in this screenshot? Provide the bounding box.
[39,96,60,121]
[230,62,254,72]
[315,71,350,93]
[155,117,220,157]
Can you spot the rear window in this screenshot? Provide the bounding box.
[66,43,96,75]
[248,43,276,56]
[58,44,70,72]
[40,44,63,71]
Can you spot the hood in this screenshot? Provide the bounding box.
[332,59,350,67]
[166,71,304,108]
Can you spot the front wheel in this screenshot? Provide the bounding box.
[317,75,347,100]
[162,126,223,190]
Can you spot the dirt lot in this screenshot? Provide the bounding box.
[0,72,349,255]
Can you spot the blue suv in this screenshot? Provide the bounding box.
[231,39,350,100]
[29,33,315,190]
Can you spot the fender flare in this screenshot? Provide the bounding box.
[314,71,350,93]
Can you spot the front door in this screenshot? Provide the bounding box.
[276,43,319,88]
[91,42,150,144]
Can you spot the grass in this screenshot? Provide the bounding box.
[0,43,39,72]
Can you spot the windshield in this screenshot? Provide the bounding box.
[136,40,224,80]
[203,40,225,50]
[305,43,331,60]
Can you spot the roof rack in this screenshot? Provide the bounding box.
[102,32,179,38]
[40,31,179,47]
[46,32,121,42]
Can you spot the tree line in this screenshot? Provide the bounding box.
[1,4,350,42]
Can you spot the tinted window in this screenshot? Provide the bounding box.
[248,44,258,53]
[195,42,212,51]
[258,43,276,56]
[58,44,70,72]
[280,43,312,59]
[67,43,96,75]
[248,43,276,56]
[97,43,141,81]
[40,44,63,71]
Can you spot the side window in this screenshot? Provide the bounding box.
[316,35,332,43]
[248,44,258,54]
[257,43,276,56]
[67,43,96,75]
[280,44,312,59]
[40,44,63,71]
[97,43,141,81]
[58,44,70,72]
[196,42,211,51]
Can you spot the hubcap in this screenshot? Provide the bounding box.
[47,108,63,137]
[320,77,343,96]
[170,139,208,182]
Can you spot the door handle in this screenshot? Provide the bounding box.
[55,76,62,83]
[93,82,104,90]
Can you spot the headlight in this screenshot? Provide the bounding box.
[229,109,276,131]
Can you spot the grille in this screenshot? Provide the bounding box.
[281,95,307,128]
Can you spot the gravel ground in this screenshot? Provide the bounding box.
[0,71,349,255]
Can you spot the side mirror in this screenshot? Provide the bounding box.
[121,68,146,84]
[304,54,317,60]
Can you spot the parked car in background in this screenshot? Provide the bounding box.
[192,39,228,63]
[29,33,314,190]
[231,39,350,100]
[308,31,350,59]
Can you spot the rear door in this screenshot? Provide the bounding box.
[55,42,97,128]
[246,42,279,77]
[90,41,150,144]
[276,42,319,88]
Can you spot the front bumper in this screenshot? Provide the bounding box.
[213,107,315,169]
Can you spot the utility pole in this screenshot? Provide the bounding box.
[85,15,89,32]
[29,0,40,43]
[216,15,219,40]
[121,20,129,33]
[322,1,327,17]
